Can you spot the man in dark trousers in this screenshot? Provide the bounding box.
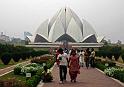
[57,48,68,84]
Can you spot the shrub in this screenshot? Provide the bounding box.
[107,61,116,67]
[26,57,54,87]
[106,51,112,60]
[95,51,102,57]
[113,71,124,82]
[95,62,107,71]
[95,59,102,62]
[21,52,27,60]
[98,45,122,61]
[36,68,44,76]
[102,61,116,67]
[104,67,119,77]
[121,53,124,62]
[26,75,41,87]
[104,67,124,82]
[12,53,21,62]
[114,53,120,61]
[112,46,121,61]
[1,52,12,65]
[21,63,42,75]
[14,64,23,75]
[46,60,55,69]
[30,50,49,58]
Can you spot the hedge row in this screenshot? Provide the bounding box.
[0,50,49,65]
[95,45,124,62]
[95,59,116,71]
[0,43,33,56]
[113,71,124,82]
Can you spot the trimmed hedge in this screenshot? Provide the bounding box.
[1,50,49,65]
[12,53,21,62]
[26,75,41,87]
[0,44,49,65]
[113,71,124,82]
[96,46,122,61]
[95,62,107,71]
[95,59,116,70]
[1,53,12,65]
[121,52,124,62]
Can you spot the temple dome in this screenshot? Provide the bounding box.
[27,7,103,43]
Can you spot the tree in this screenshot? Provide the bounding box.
[107,39,111,44]
[116,40,122,46]
[101,39,108,46]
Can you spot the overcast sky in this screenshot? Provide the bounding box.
[0,0,124,43]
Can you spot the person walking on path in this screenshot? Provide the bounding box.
[55,48,60,66]
[79,50,85,67]
[68,49,80,82]
[84,48,91,69]
[57,48,68,84]
[90,48,95,68]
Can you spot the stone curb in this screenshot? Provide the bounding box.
[96,68,124,87]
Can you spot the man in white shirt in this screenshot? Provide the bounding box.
[57,48,68,83]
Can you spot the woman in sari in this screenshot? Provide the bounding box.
[68,49,80,82]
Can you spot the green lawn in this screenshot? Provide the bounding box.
[0,58,31,69]
[0,71,27,86]
[0,71,26,82]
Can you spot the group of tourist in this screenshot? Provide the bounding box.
[79,48,96,69]
[56,48,96,84]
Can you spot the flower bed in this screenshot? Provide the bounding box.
[95,59,124,83]
[31,55,54,64]
[26,61,54,87]
[104,67,124,82]
[95,59,116,71]
[14,63,42,76]
[0,55,55,87]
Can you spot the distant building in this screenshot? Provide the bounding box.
[0,32,10,42]
[11,37,25,46]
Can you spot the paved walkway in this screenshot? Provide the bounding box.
[0,60,31,76]
[42,65,124,87]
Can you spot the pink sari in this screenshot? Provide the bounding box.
[69,55,80,81]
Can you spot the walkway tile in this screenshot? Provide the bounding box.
[42,65,124,87]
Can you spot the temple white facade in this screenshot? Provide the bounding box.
[26,7,104,48]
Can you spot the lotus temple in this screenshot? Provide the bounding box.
[26,7,104,48]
